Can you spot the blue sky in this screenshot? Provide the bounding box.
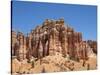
[12,1,97,41]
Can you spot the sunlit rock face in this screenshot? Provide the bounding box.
[87,40,97,54]
[12,19,97,62]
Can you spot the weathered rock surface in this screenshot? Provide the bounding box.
[11,19,97,74]
[12,52,97,74]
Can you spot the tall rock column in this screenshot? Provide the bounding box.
[67,27,75,59]
[38,40,43,58]
[17,32,26,61]
[73,32,82,61]
[49,33,55,55]
[23,36,27,60]
[60,30,67,57]
[12,31,17,56]
[28,33,32,49]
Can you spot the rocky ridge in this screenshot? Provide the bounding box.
[11,18,97,74]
